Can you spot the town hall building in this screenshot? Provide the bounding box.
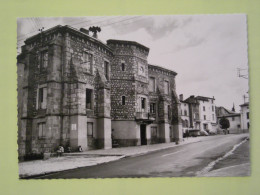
[17,25,183,160]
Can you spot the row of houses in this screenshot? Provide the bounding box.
[179,94,250,136]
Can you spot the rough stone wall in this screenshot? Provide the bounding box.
[17,27,113,157]
[108,42,149,121]
[148,66,176,123]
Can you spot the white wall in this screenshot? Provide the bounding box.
[240,105,250,130]
[198,99,216,132]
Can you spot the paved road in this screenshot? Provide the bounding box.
[37,134,249,179]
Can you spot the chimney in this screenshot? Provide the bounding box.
[179,94,183,101]
[80,28,89,35]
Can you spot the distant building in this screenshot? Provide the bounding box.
[179,95,217,136]
[195,96,217,133]
[179,95,200,136]
[216,106,241,134]
[240,102,250,131]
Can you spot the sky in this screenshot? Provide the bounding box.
[17,15,249,111]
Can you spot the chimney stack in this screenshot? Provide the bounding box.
[80,28,89,35]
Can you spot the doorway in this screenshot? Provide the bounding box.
[140,124,147,145]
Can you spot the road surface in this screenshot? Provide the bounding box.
[35,134,249,179]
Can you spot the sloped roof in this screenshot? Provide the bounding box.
[240,102,249,107]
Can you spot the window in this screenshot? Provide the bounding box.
[203,106,205,111]
[212,114,215,120]
[150,103,156,114]
[122,96,126,105]
[87,122,93,137]
[37,86,47,109]
[247,122,250,129]
[237,124,241,128]
[149,77,156,92]
[86,89,93,109]
[121,63,125,71]
[38,122,46,138]
[247,112,249,119]
[168,105,171,120]
[212,106,214,111]
[232,117,235,121]
[141,97,146,109]
[164,80,169,95]
[38,50,48,70]
[204,115,206,120]
[184,110,187,116]
[82,52,93,74]
[104,61,109,80]
[185,120,189,127]
[151,127,157,138]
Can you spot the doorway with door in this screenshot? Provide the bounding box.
[140,124,147,145]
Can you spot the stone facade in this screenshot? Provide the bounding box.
[17,25,182,160]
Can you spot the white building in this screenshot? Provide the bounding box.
[240,102,250,131]
[196,96,217,133]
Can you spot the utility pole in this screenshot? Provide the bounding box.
[237,67,249,103]
[237,68,248,79]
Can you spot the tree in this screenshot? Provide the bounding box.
[219,116,230,134]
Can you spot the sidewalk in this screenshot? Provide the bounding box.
[18,135,226,178]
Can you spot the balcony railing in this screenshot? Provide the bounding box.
[136,112,155,121]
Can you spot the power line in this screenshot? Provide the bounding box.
[17,16,144,48]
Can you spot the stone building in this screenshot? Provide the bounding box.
[216,106,241,134]
[179,95,201,136]
[17,25,182,160]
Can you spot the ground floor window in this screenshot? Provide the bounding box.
[151,127,157,138]
[87,122,93,137]
[86,89,93,109]
[38,122,46,138]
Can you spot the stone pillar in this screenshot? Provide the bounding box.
[97,118,112,149]
[96,84,112,149]
[173,123,183,142]
[146,124,151,145]
[159,122,170,143]
[69,115,88,151]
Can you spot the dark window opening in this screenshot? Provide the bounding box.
[38,87,47,109]
[141,97,146,109]
[39,88,43,103]
[104,61,109,80]
[168,105,171,120]
[86,89,93,109]
[122,96,126,105]
[247,112,249,119]
[121,63,125,71]
[150,103,156,114]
